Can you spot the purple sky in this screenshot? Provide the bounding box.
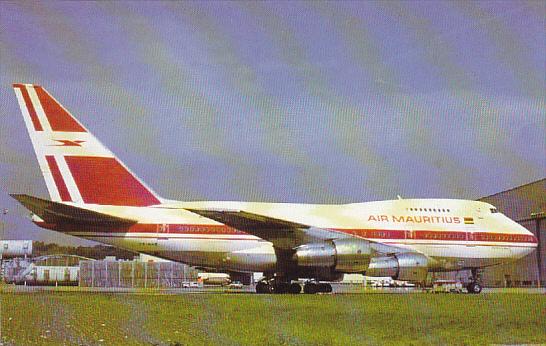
[0,1,544,246]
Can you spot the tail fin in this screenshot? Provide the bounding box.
[13,84,162,206]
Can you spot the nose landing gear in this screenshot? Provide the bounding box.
[466,281,482,294]
[466,268,483,294]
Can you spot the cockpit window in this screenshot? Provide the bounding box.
[490,208,498,213]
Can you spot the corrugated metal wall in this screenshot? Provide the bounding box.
[478,179,545,287]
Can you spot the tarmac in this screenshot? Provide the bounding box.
[2,283,545,295]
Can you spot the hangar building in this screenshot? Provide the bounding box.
[478,178,545,287]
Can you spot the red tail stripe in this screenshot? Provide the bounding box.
[13,84,43,131]
[34,86,86,132]
[65,156,160,206]
[45,156,72,202]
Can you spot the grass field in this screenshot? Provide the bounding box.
[1,291,545,345]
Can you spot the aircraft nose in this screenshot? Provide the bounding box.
[505,215,538,245]
[515,223,538,246]
[530,234,539,245]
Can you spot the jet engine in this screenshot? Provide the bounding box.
[293,239,372,273]
[366,252,429,283]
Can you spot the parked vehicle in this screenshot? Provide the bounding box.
[432,280,463,293]
[227,281,243,289]
[182,281,200,288]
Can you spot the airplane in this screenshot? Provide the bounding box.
[9,83,538,294]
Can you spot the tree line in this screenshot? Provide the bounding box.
[32,241,136,260]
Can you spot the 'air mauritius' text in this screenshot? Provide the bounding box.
[368,215,461,224]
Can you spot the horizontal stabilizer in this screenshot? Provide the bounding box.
[10,194,137,226]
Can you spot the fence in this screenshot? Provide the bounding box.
[79,260,198,288]
[2,257,32,283]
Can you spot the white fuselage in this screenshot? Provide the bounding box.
[37,198,538,273]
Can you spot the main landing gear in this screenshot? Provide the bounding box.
[303,281,333,294]
[255,280,332,294]
[466,268,483,294]
[256,280,302,294]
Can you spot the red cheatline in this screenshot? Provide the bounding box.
[30,221,540,244]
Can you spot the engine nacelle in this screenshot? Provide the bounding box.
[366,253,429,283]
[293,239,372,273]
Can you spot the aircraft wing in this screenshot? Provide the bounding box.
[10,194,137,226]
[185,208,349,249]
[185,208,405,254]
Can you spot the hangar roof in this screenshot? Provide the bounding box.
[478,178,545,221]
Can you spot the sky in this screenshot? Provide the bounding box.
[0,1,544,246]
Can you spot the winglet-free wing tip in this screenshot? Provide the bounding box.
[9,193,27,202]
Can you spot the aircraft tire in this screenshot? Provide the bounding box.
[289,283,302,294]
[467,282,482,294]
[318,283,333,293]
[303,282,318,294]
[256,282,270,294]
[274,282,290,294]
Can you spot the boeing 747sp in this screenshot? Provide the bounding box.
[10,84,538,294]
